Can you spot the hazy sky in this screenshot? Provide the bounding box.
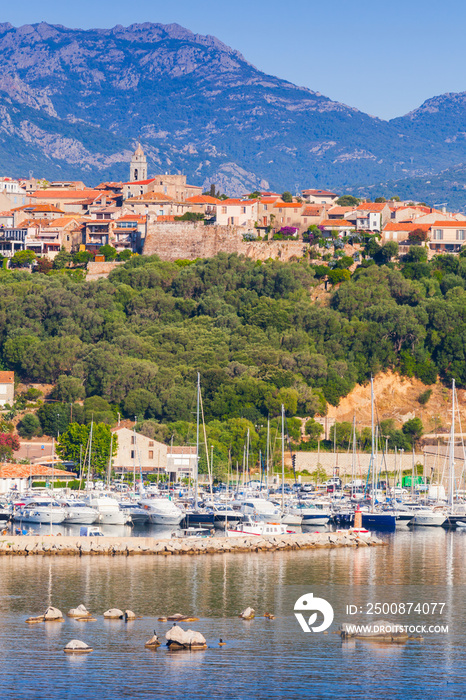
[3,0,466,120]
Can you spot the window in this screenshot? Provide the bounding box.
[131,436,135,444]
[221,207,227,215]
[457,230,465,240]
[130,450,135,459]
[433,229,443,240]
[149,451,154,459]
[242,207,246,214]
[149,441,154,447]
[263,205,267,211]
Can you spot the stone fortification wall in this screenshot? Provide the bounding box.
[143,220,307,262]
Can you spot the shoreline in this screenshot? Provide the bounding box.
[0,531,385,557]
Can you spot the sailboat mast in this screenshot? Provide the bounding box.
[195,372,200,511]
[281,404,285,510]
[371,376,375,511]
[450,379,456,507]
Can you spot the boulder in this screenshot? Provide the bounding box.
[63,639,93,654]
[264,613,275,620]
[77,617,97,622]
[123,610,139,620]
[165,625,207,650]
[145,634,161,649]
[157,616,168,622]
[68,604,91,618]
[239,607,255,620]
[103,608,124,619]
[44,606,64,622]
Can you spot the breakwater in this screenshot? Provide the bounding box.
[0,531,385,556]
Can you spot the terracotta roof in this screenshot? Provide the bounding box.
[0,371,14,383]
[169,447,197,455]
[218,199,257,206]
[302,189,337,196]
[302,206,323,216]
[0,211,14,217]
[186,195,220,204]
[431,220,466,228]
[321,219,354,227]
[124,178,157,186]
[31,189,102,199]
[116,215,146,223]
[273,202,302,209]
[356,203,387,212]
[328,206,354,216]
[0,464,76,479]
[383,223,431,232]
[260,197,281,204]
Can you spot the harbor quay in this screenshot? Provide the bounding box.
[0,531,384,557]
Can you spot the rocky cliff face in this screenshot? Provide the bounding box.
[1,22,466,195]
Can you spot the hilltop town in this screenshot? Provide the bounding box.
[1,144,464,274]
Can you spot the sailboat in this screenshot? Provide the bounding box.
[181,373,215,528]
[361,377,396,532]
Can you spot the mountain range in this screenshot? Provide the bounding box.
[2,21,466,204]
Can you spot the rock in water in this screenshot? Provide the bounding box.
[145,634,161,649]
[123,610,138,620]
[64,639,93,654]
[165,625,207,650]
[25,615,45,624]
[44,606,64,622]
[239,607,255,620]
[68,604,91,618]
[103,608,124,619]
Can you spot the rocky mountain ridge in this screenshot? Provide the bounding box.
[1,22,466,197]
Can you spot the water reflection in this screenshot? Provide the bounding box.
[0,529,464,699]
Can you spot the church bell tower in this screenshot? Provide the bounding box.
[130,143,148,182]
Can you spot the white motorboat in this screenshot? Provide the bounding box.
[59,500,100,524]
[233,497,281,522]
[16,499,66,524]
[119,503,150,525]
[227,517,290,537]
[410,507,446,527]
[139,497,184,525]
[84,495,129,525]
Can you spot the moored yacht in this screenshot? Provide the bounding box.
[58,499,100,524]
[15,499,66,524]
[84,495,129,525]
[139,497,184,525]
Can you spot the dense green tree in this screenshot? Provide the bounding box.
[336,195,359,207]
[305,419,323,440]
[17,413,41,438]
[10,250,36,267]
[53,247,73,269]
[281,191,293,203]
[99,244,118,261]
[57,422,117,476]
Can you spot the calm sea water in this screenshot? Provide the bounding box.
[0,528,465,700]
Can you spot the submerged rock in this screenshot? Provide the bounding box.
[103,608,124,619]
[165,625,207,650]
[167,613,199,622]
[64,639,93,654]
[25,615,45,624]
[239,607,255,620]
[44,606,64,622]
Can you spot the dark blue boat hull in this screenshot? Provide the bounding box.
[361,513,396,532]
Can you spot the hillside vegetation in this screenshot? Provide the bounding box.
[1,252,466,466]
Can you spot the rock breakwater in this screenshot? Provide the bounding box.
[0,531,385,557]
